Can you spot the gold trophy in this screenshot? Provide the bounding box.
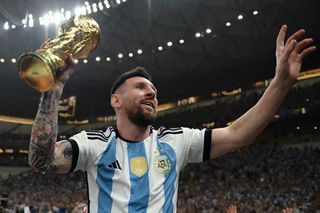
[18,15,101,92]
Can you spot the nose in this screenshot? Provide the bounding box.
[145,86,156,99]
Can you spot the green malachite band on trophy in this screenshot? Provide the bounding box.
[17,15,101,92]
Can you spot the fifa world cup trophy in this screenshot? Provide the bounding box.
[18,15,101,92]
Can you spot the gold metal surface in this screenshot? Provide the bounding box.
[18,15,101,92]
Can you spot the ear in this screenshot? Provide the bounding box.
[111,94,121,109]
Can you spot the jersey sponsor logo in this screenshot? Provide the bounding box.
[107,160,122,170]
[130,157,147,177]
[153,155,171,174]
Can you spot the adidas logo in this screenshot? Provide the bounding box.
[108,160,122,170]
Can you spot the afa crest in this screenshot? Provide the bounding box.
[130,157,147,177]
[153,155,171,174]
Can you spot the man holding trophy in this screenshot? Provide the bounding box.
[23,14,316,213]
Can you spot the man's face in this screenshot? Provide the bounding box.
[115,77,158,127]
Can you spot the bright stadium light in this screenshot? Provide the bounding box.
[4,22,9,30]
[167,41,173,47]
[96,56,101,61]
[206,28,212,34]
[226,22,231,26]
[29,19,34,27]
[118,53,123,58]
[253,10,258,15]
[195,32,201,38]
[238,14,244,20]
[98,2,104,10]
[179,39,184,44]
[0,59,5,63]
[137,49,143,54]
[11,58,16,63]
[106,57,111,61]
[75,7,82,16]
[65,10,71,19]
[158,46,163,51]
[92,3,98,13]
[128,53,133,57]
[83,59,88,63]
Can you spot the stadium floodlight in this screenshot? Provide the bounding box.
[83,59,88,63]
[137,49,143,54]
[226,22,231,27]
[206,28,212,34]
[238,14,244,20]
[253,10,258,15]
[53,12,62,24]
[75,7,82,16]
[96,56,101,61]
[29,19,34,27]
[195,32,201,38]
[98,2,104,10]
[158,46,163,51]
[128,53,133,57]
[116,0,121,5]
[118,53,123,58]
[167,41,173,47]
[4,22,9,30]
[0,59,4,63]
[43,15,50,26]
[179,39,184,44]
[11,25,16,29]
[11,58,16,63]
[106,57,111,61]
[65,10,71,19]
[92,3,98,13]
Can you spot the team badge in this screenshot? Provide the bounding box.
[130,157,147,177]
[153,155,171,174]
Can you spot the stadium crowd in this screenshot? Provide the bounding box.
[0,143,319,212]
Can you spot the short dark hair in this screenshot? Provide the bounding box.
[111,67,152,95]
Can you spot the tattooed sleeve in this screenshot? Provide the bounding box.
[29,86,66,173]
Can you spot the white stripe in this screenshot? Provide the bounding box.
[110,140,130,213]
[146,133,166,213]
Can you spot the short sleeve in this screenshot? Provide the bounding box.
[157,127,212,169]
[69,130,109,171]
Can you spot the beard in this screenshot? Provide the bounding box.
[128,105,157,127]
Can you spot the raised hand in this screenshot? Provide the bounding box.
[275,25,316,85]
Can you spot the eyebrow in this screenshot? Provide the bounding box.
[134,81,157,94]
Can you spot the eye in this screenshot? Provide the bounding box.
[135,83,145,89]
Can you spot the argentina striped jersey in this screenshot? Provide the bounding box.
[69,126,212,213]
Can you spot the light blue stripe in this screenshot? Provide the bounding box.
[157,139,177,213]
[128,141,149,213]
[97,136,117,213]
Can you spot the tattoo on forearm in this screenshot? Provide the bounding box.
[29,89,62,173]
[29,143,57,173]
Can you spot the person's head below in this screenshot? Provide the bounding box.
[110,67,158,128]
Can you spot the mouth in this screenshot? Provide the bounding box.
[142,101,155,110]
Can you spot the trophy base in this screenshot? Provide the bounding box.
[18,53,55,92]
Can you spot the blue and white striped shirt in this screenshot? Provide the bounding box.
[69,126,211,213]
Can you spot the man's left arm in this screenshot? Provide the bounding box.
[210,25,316,159]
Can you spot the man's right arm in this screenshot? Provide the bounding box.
[29,55,76,174]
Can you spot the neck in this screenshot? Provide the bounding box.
[116,116,151,142]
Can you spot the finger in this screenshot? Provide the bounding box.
[295,38,313,53]
[276,25,287,49]
[299,45,316,60]
[286,29,305,46]
[282,39,297,60]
